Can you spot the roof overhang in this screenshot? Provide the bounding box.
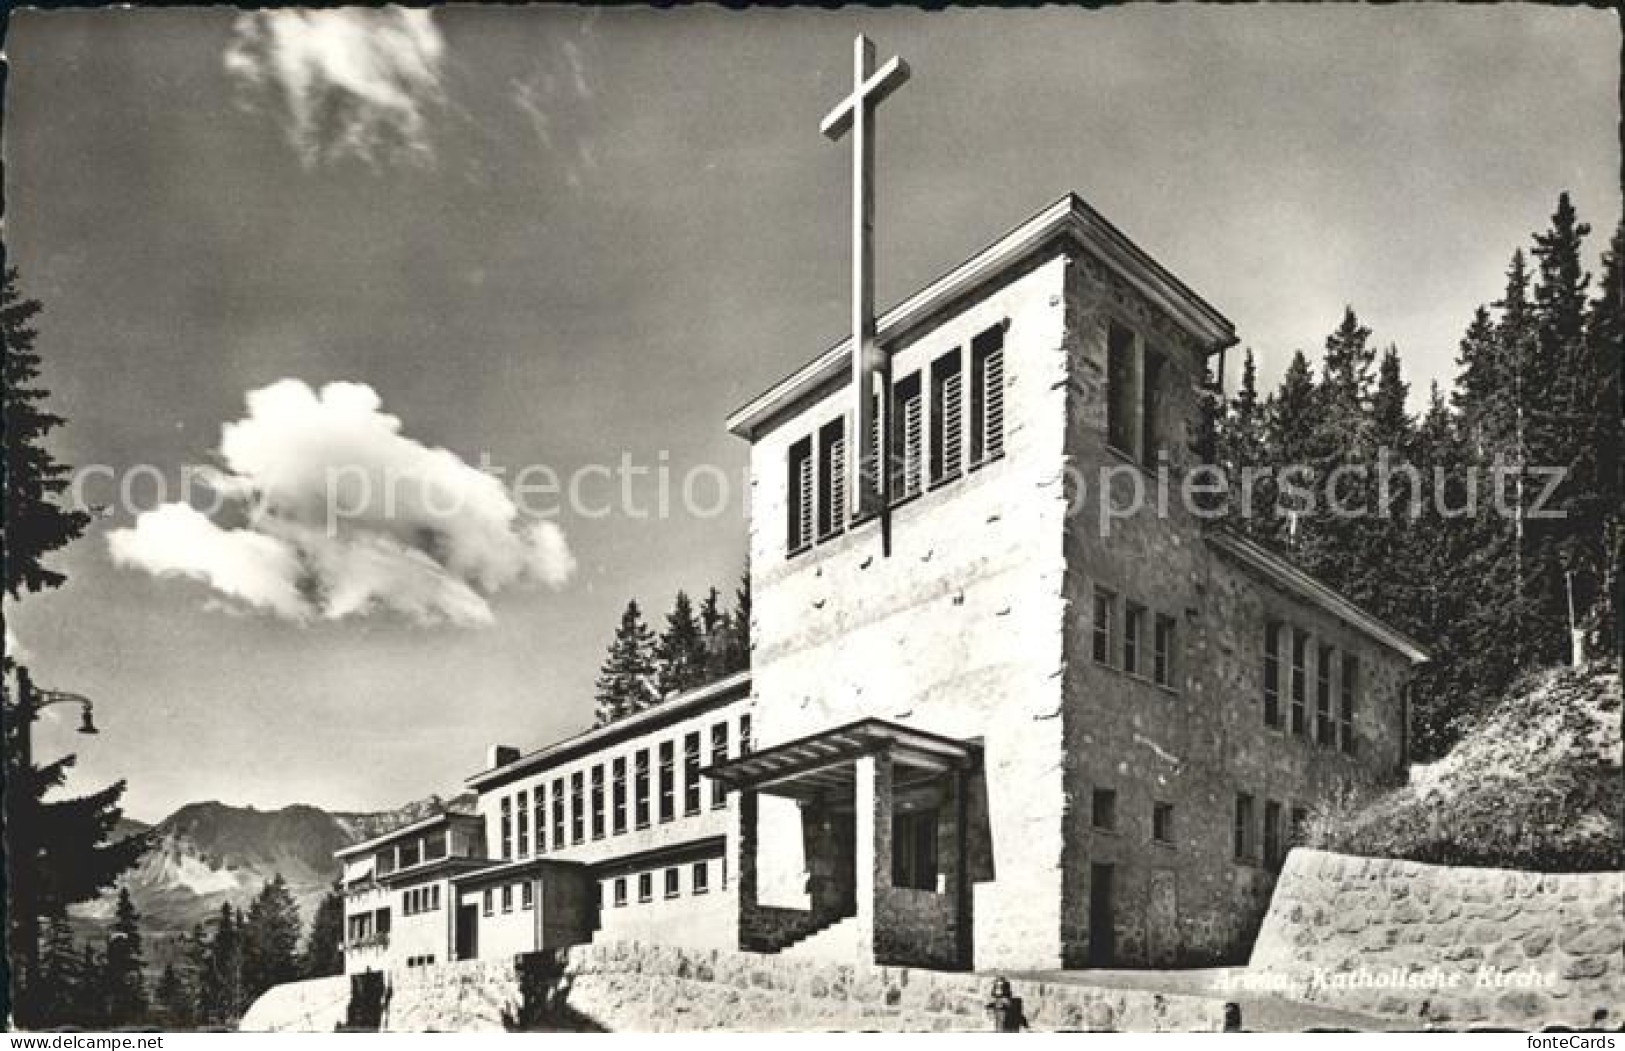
[726,192,1237,440]
[451,855,588,888]
[701,718,980,802]
[335,810,481,860]
[1207,528,1431,665]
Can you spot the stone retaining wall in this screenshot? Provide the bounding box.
[238,975,352,1033]
[1249,849,1625,1029]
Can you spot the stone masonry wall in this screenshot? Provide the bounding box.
[362,939,1229,1032]
[1250,849,1625,1029]
[239,975,352,1032]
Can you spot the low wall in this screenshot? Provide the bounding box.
[1249,849,1625,1029]
[363,940,1226,1032]
[239,975,352,1033]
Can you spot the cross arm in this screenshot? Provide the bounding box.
[820,55,911,141]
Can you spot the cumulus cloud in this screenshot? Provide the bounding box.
[108,380,575,627]
[224,7,446,169]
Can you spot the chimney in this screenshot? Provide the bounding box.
[487,744,520,770]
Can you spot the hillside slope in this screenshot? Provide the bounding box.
[1312,662,1622,870]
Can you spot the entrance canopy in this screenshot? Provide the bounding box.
[701,718,979,802]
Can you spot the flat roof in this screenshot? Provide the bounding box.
[335,810,482,860]
[726,192,1237,440]
[1207,528,1430,664]
[466,670,751,792]
[702,717,980,801]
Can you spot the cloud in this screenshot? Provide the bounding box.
[224,7,446,169]
[108,380,575,626]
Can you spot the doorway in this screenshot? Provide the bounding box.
[455,903,478,961]
[1088,863,1115,966]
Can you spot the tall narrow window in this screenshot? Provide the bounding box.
[1264,799,1282,869]
[658,741,675,823]
[692,861,710,895]
[1093,588,1115,665]
[534,788,547,854]
[501,885,513,913]
[892,810,939,891]
[971,326,1005,463]
[1340,654,1358,755]
[591,765,606,840]
[1234,793,1255,861]
[516,790,529,857]
[664,867,681,899]
[551,777,565,848]
[1153,614,1176,688]
[816,418,846,540]
[683,732,702,816]
[709,723,728,809]
[1289,806,1308,847]
[1264,622,1282,729]
[739,714,752,756]
[891,372,924,500]
[570,772,585,844]
[634,750,650,829]
[930,351,964,484]
[612,757,628,835]
[521,882,534,911]
[1316,644,1336,746]
[482,889,493,917]
[500,797,513,860]
[787,437,813,553]
[1290,629,1309,736]
[1091,788,1117,831]
[1153,802,1174,844]
[1140,347,1164,467]
[637,872,653,903]
[1123,603,1145,676]
[612,877,627,907]
[1106,321,1138,456]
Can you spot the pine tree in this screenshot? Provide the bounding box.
[698,587,730,679]
[1,267,91,597]
[1264,349,1321,549]
[104,886,149,1026]
[155,963,193,1030]
[592,601,658,725]
[1452,305,1504,458]
[195,903,244,1027]
[1583,220,1624,644]
[655,591,708,696]
[303,881,345,978]
[76,942,108,1030]
[729,571,752,673]
[37,915,82,1027]
[242,874,303,1004]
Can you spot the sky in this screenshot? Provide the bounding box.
[4,5,1618,822]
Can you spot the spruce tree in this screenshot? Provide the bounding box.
[303,881,345,978]
[242,874,303,1003]
[729,571,752,673]
[155,963,193,1029]
[1584,220,1624,643]
[1220,348,1270,535]
[104,886,149,1026]
[592,601,658,725]
[698,587,730,679]
[655,591,708,696]
[1264,349,1320,549]
[36,915,82,1027]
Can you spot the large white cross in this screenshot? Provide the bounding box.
[822,34,909,529]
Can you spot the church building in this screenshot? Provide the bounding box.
[340,190,1426,977]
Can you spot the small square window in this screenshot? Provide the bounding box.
[664,867,680,899]
[1091,788,1117,831]
[1153,802,1174,844]
[692,861,709,895]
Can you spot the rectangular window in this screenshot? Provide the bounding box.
[612,757,628,835]
[1264,799,1282,869]
[1153,802,1174,844]
[1091,788,1117,831]
[891,372,924,500]
[516,790,529,858]
[591,765,606,840]
[664,867,680,899]
[1106,320,1138,457]
[501,885,513,913]
[1264,622,1283,729]
[739,714,752,756]
[710,723,728,809]
[570,772,585,845]
[1141,346,1164,467]
[683,732,702,816]
[521,882,534,911]
[892,809,939,891]
[637,872,653,903]
[1316,644,1336,746]
[534,790,547,855]
[970,326,1005,464]
[1234,793,1255,861]
[692,861,710,895]
[551,777,565,848]
[400,839,420,869]
[1123,603,1145,676]
[500,797,513,861]
[1290,805,1309,847]
[1290,629,1309,736]
[787,436,813,553]
[1093,588,1115,665]
[612,877,627,907]
[1340,654,1358,755]
[483,889,493,917]
[634,750,651,829]
[425,833,446,861]
[1153,614,1176,688]
[658,742,675,823]
[816,418,846,540]
[930,350,964,485]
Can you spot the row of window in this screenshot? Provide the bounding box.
[346,909,390,941]
[1088,788,1176,846]
[787,326,1006,555]
[1092,587,1179,689]
[402,884,441,916]
[405,955,437,968]
[1263,623,1358,754]
[1233,793,1309,870]
[481,880,536,916]
[1104,318,1168,468]
[374,828,450,875]
[496,715,753,861]
[609,857,720,907]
